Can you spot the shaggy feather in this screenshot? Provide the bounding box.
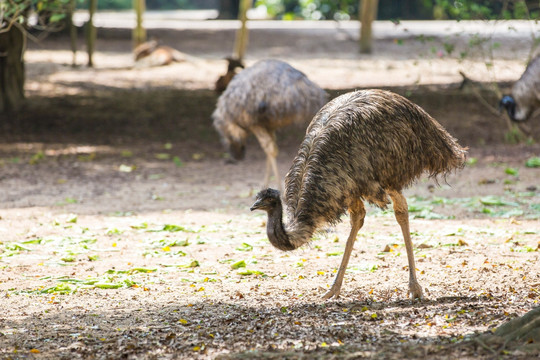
[254,89,467,251]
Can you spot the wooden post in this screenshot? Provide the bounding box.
[68,0,78,67]
[359,0,378,54]
[86,0,97,67]
[133,0,146,47]
[233,0,251,61]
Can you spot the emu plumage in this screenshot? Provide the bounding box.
[212,59,328,190]
[251,89,467,300]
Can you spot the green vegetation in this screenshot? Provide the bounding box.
[88,0,192,10]
[254,0,537,20]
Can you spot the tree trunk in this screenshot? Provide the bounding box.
[133,0,146,48]
[359,0,378,54]
[0,25,25,113]
[67,0,78,67]
[86,0,98,67]
[233,0,251,61]
[479,306,540,354]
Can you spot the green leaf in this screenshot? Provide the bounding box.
[29,151,45,165]
[235,243,253,251]
[5,243,32,251]
[162,224,189,232]
[479,196,519,207]
[94,283,123,289]
[326,251,343,256]
[172,260,200,268]
[231,260,246,269]
[173,156,184,167]
[504,167,518,176]
[163,239,189,247]
[525,157,540,168]
[131,222,148,229]
[22,238,43,245]
[42,283,75,294]
[49,13,66,23]
[237,269,264,276]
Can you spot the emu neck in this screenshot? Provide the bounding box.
[266,200,296,251]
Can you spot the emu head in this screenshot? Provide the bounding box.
[213,120,247,161]
[250,188,281,212]
[500,95,517,121]
[228,138,246,161]
[215,58,245,93]
[499,94,535,122]
[226,57,245,73]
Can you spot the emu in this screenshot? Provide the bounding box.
[212,59,328,190]
[500,54,540,122]
[251,89,467,300]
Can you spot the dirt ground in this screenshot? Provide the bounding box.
[0,22,539,359]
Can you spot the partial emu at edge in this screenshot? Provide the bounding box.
[500,54,540,122]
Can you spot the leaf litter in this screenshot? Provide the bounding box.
[1,206,538,359]
[1,144,540,359]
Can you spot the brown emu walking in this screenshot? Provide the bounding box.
[212,59,328,190]
[500,54,540,122]
[251,89,467,300]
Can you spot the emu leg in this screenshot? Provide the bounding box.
[389,190,423,300]
[252,127,281,191]
[263,157,272,188]
[322,200,365,300]
[268,154,281,192]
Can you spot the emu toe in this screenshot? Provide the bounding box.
[409,281,424,300]
[322,286,341,300]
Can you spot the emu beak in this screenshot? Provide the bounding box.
[250,199,262,211]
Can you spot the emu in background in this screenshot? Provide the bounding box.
[500,54,540,123]
[212,59,328,190]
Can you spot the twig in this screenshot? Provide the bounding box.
[458,70,517,133]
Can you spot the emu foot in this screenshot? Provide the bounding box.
[409,281,424,300]
[321,284,342,300]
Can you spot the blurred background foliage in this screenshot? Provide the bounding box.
[254,0,540,21]
[95,0,191,10]
[64,0,540,21]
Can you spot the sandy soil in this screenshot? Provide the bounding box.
[0,22,539,359]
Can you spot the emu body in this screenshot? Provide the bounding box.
[212,59,328,190]
[500,54,540,122]
[251,89,467,300]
